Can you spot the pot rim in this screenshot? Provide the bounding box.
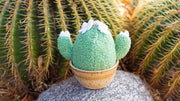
[69,60,119,73]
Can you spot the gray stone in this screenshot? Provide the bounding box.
[37,70,153,101]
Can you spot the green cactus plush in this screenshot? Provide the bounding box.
[58,31,73,60]
[115,30,131,60]
[58,19,131,71]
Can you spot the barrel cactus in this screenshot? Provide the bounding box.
[58,19,131,71]
[128,0,180,100]
[0,0,125,99]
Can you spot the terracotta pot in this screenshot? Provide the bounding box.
[69,60,119,89]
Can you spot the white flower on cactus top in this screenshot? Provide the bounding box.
[78,19,111,35]
[97,21,111,34]
[118,30,129,37]
[59,30,71,38]
[78,19,93,34]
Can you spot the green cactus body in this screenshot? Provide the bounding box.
[0,0,125,98]
[0,0,41,83]
[72,26,116,71]
[0,0,10,73]
[27,0,41,69]
[39,0,56,73]
[4,0,28,82]
[129,0,180,99]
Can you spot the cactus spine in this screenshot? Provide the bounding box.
[129,0,180,100]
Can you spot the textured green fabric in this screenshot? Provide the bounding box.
[72,26,116,71]
[58,37,72,60]
[115,35,131,60]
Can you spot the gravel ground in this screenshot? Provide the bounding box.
[37,70,153,101]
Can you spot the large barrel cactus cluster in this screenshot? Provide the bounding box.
[0,0,124,99]
[128,0,180,100]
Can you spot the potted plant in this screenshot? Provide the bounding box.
[57,19,131,89]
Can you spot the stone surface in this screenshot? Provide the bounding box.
[37,70,153,101]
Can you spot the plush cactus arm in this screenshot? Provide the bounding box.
[115,30,131,60]
[57,31,73,60]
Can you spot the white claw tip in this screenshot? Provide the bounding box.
[119,30,129,37]
[59,30,70,38]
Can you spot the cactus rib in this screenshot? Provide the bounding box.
[0,0,10,69]
[150,39,180,86]
[85,0,103,20]
[5,0,28,81]
[78,0,92,19]
[55,0,68,31]
[38,0,56,75]
[23,0,41,72]
[67,0,83,34]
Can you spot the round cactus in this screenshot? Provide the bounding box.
[0,0,127,99]
[128,0,180,100]
[58,19,131,71]
[0,0,125,84]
